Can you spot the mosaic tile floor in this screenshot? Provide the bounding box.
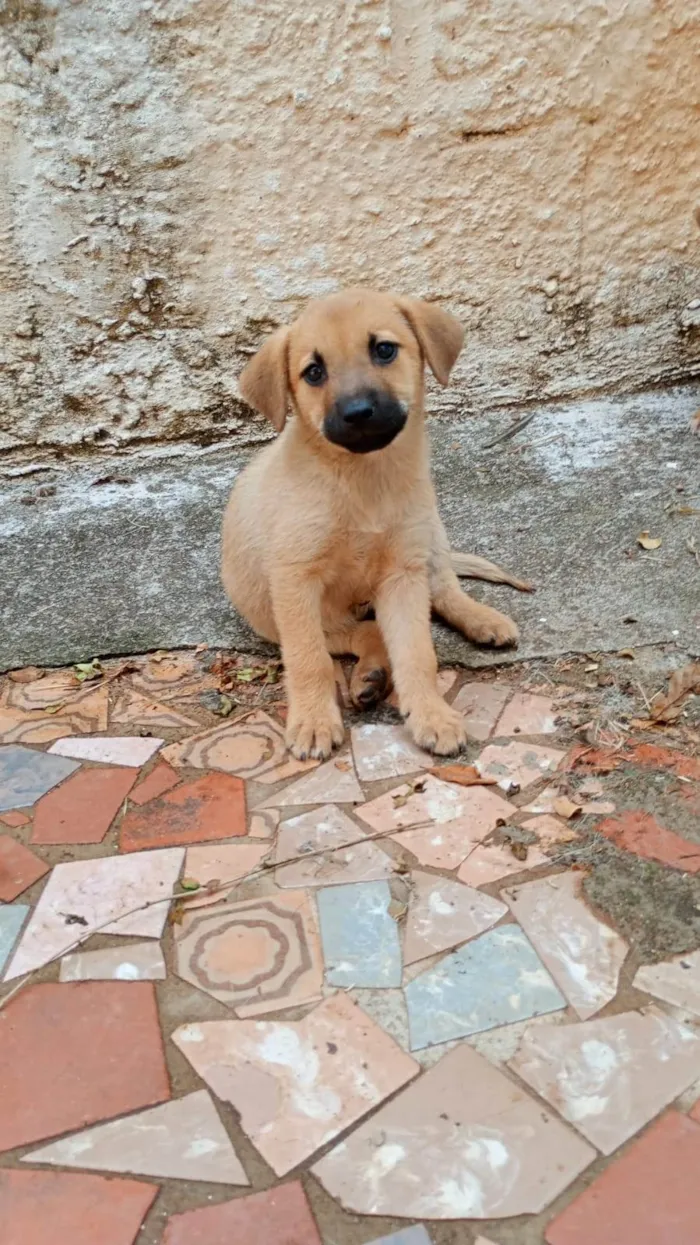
[1,649,699,1244]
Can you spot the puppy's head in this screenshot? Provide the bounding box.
[238,288,464,454]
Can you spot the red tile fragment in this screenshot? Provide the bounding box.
[0,1168,157,1245]
[161,1181,321,1245]
[0,835,49,901]
[598,810,700,873]
[128,761,180,806]
[0,982,170,1152]
[31,767,138,845]
[0,809,30,827]
[119,772,246,853]
[545,1111,700,1245]
[622,742,700,782]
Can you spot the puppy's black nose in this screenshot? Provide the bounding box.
[338,394,376,424]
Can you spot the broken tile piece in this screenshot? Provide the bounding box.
[317,880,402,987]
[249,808,279,839]
[452,681,511,741]
[161,710,317,784]
[357,775,514,865]
[181,841,268,908]
[521,814,579,845]
[0,1169,158,1245]
[476,741,565,791]
[0,982,170,1152]
[131,652,218,704]
[545,1111,700,1245]
[128,762,180,805]
[256,751,364,808]
[312,1043,595,1218]
[351,724,431,782]
[119,772,246,853]
[634,948,700,1017]
[494,692,557,737]
[175,890,323,1016]
[457,836,549,887]
[161,1181,321,1245]
[0,835,48,900]
[0,681,109,745]
[510,1007,700,1154]
[60,941,167,982]
[110,687,198,729]
[0,744,79,812]
[405,924,565,1049]
[48,736,164,767]
[403,871,507,966]
[0,808,30,826]
[0,904,28,974]
[173,993,419,1175]
[31,766,138,845]
[504,872,629,1019]
[274,804,393,888]
[24,1090,247,1185]
[4,849,184,980]
[367,1231,433,1245]
[597,810,700,872]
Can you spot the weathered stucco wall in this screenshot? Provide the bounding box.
[1,0,699,459]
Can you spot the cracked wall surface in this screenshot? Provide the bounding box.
[1,0,699,459]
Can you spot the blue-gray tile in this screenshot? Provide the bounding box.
[367,1229,433,1245]
[317,880,402,988]
[0,745,79,812]
[405,923,565,1049]
[0,904,29,974]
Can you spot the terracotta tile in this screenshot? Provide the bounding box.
[597,809,700,872]
[131,652,218,703]
[0,670,98,713]
[357,774,514,847]
[622,741,700,782]
[128,761,180,805]
[256,751,364,808]
[48,736,164,767]
[476,741,566,792]
[60,941,167,982]
[0,835,48,900]
[174,993,419,1175]
[0,808,30,826]
[24,1090,247,1185]
[0,745,79,812]
[0,1169,158,1245]
[0,982,170,1152]
[110,687,198,729]
[0,904,29,974]
[313,1043,594,1218]
[545,1111,700,1245]
[162,710,318,785]
[0,680,109,745]
[457,834,550,887]
[634,947,700,1017]
[405,924,565,1049]
[119,772,246,853]
[181,841,268,908]
[161,1181,321,1245]
[403,871,507,966]
[451,681,511,740]
[521,814,580,845]
[4,849,184,980]
[274,804,393,888]
[351,724,432,782]
[504,872,629,1019]
[249,808,279,838]
[318,880,402,987]
[494,692,557,737]
[31,766,137,845]
[510,1007,700,1154]
[175,890,323,1016]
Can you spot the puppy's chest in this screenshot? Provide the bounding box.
[325,527,394,595]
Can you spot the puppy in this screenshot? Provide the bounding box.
[221,287,519,760]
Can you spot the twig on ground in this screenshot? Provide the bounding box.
[481,411,537,450]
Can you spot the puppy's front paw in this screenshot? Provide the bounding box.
[465,604,519,648]
[286,701,344,761]
[405,698,467,756]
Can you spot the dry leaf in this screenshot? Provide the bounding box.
[510,842,528,861]
[335,760,351,772]
[650,662,700,723]
[552,795,583,820]
[637,531,662,550]
[428,765,498,788]
[388,899,408,921]
[617,649,636,660]
[8,666,44,683]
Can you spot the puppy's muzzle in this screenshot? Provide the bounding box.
[323,388,407,454]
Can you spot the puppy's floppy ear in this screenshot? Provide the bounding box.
[397,296,464,385]
[238,326,290,431]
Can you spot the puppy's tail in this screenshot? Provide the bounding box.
[450,550,534,593]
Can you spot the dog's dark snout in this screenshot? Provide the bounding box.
[323,385,407,454]
[338,394,376,425]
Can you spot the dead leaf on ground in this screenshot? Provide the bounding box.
[8,666,45,683]
[650,662,700,723]
[179,877,201,892]
[552,795,583,820]
[74,658,102,682]
[637,531,662,550]
[428,764,498,787]
[617,649,636,660]
[510,842,529,861]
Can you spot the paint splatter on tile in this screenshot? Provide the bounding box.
[161,710,317,784]
[494,692,557,737]
[0,1169,158,1245]
[451,681,511,741]
[351,723,432,782]
[119,772,246,852]
[161,1181,321,1245]
[173,993,419,1175]
[504,872,629,1019]
[0,835,48,901]
[403,871,507,966]
[59,941,167,982]
[273,804,393,888]
[317,880,402,987]
[510,1007,700,1154]
[0,745,79,812]
[24,1090,247,1185]
[31,766,137,845]
[405,924,565,1049]
[48,736,164,767]
[475,741,565,791]
[256,752,364,808]
[312,1043,595,1218]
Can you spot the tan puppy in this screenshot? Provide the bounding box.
[222,288,519,760]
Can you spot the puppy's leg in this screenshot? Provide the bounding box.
[325,620,392,710]
[431,523,519,646]
[271,570,344,760]
[375,568,466,754]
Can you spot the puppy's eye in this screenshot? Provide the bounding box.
[302,360,326,387]
[372,340,399,365]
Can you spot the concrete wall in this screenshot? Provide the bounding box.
[2,0,699,460]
